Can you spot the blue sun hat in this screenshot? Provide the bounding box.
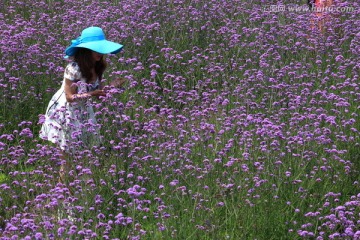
[65,26,123,57]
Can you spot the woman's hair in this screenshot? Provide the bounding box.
[307,0,315,9]
[74,48,107,83]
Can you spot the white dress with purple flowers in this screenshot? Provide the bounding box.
[40,62,101,151]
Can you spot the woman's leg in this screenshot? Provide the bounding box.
[59,150,71,184]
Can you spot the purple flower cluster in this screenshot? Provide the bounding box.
[297,193,360,239]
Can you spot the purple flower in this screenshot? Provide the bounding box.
[34,232,43,240]
[169,180,179,186]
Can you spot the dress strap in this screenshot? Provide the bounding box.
[46,91,64,114]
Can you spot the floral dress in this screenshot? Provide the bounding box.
[40,62,101,151]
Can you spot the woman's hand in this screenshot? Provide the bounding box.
[89,89,106,97]
[110,77,127,88]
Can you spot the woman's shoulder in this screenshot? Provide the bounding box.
[65,61,80,71]
[64,61,82,81]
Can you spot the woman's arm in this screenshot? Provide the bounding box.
[64,78,106,103]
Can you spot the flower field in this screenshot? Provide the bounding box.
[0,0,359,239]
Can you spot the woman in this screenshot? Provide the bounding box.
[308,0,334,33]
[40,26,125,182]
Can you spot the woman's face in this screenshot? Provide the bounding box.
[91,51,103,62]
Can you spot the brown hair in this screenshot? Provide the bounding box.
[74,48,107,83]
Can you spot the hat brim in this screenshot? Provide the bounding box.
[65,40,123,57]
